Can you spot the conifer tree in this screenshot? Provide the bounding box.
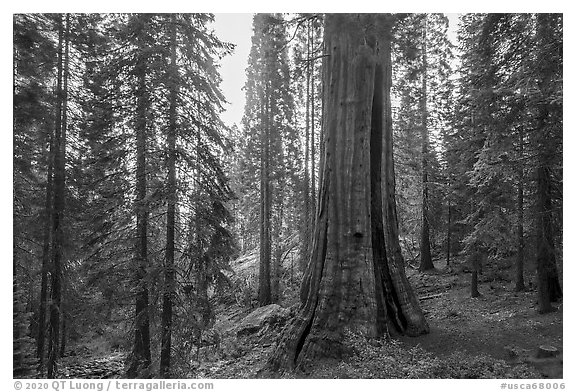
[241,13,297,305]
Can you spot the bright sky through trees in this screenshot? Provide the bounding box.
[214,13,254,128]
[214,13,460,128]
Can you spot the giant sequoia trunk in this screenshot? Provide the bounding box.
[268,14,428,371]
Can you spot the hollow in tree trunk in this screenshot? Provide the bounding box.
[268,14,429,371]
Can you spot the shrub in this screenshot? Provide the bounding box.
[305,330,538,379]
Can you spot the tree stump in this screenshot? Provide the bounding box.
[536,345,559,359]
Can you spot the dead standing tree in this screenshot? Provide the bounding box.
[267,14,429,371]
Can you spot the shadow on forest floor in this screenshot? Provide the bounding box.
[57,255,562,379]
[398,256,563,379]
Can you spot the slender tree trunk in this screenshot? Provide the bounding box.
[59,314,66,358]
[536,165,561,312]
[301,22,311,272]
[272,118,285,304]
[470,251,483,297]
[310,19,317,218]
[13,243,23,374]
[272,201,283,303]
[57,14,70,363]
[160,15,178,377]
[535,14,562,313]
[419,16,434,272]
[269,15,428,371]
[127,20,152,377]
[259,82,272,306]
[47,14,69,378]
[515,127,525,292]
[37,131,53,370]
[194,127,210,327]
[446,199,451,267]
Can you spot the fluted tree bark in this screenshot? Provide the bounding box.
[268,14,428,371]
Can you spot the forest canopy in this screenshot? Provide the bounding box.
[13,13,562,380]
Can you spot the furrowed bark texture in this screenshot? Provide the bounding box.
[269,14,428,371]
[379,22,429,338]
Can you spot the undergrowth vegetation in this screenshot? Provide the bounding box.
[303,331,539,379]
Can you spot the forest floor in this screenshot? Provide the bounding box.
[58,255,562,379]
[398,256,563,379]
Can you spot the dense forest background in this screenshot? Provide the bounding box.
[13,13,562,379]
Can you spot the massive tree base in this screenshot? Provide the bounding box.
[267,300,428,372]
[266,14,429,372]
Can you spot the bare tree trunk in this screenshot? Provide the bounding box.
[259,83,272,306]
[419,16,434,272]
[272,200,283,303]
[536,164,561,312]
[47,14,69,378]
[160,15,178,378]
[310,19,317,218]
[193,123,211,327]
[59,314,66,358]
[446,199,451,267]
[470,251,483,298]
[515,127,525,292]
[268,15,428,371]
[301,21,312,272]
[127,17,152,377]
[37,130,53,370]
[535,14,562,313]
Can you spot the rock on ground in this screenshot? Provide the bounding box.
[236,304,291,336]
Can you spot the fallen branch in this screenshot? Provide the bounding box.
[418,293,443,301]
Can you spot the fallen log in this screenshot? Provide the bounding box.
[418,293,443,301]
